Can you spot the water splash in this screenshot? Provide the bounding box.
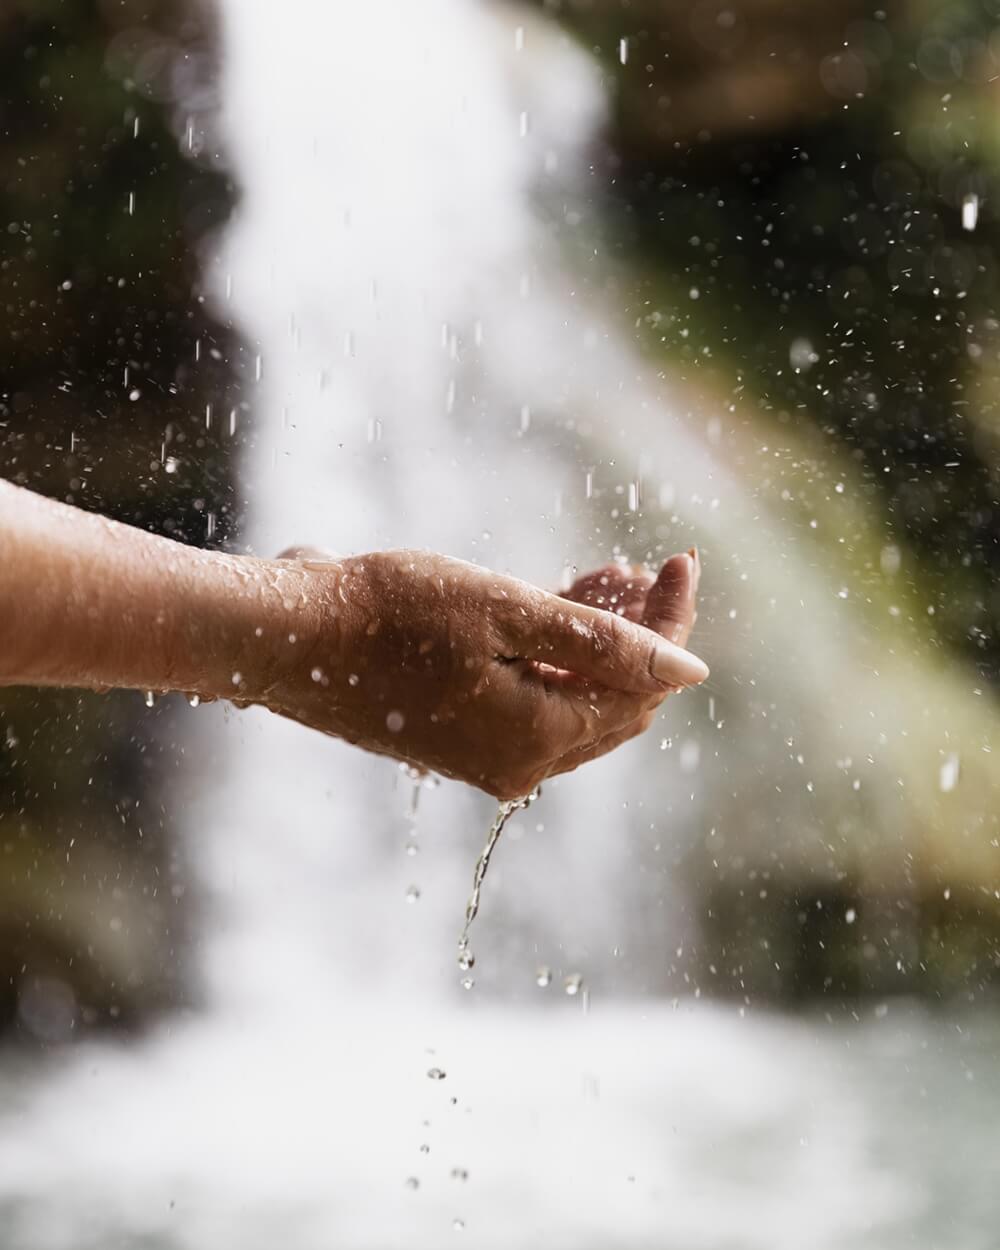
[456,788,540,973]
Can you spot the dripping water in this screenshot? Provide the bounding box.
[456,788,540,975]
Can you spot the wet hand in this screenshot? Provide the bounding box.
[257,548,707,799]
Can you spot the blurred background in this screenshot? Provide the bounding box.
[2,0,1000,1245]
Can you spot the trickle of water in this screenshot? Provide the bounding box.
[456,789,539,970]
[535,966,552,988]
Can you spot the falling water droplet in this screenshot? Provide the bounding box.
[427,1067,447,1081]
[187,694,200,708]
[535,966,552,988]
[962,193,979,231]
[453,1219,465,1232]
[143,690,156,709]
[939,753,960,793]
[619,36,628,64]
[563,973,584,997]
[406,885,421,904]
[460,977,474,991]
[458,946,475,972]
[405,1177,420,1190]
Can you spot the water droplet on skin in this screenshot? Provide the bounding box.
[535,966,552,988]
[406,885,421,904]
[563,973,584,997]
[427,1067,447,1080]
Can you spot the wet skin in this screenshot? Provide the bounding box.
[0,480,707,798]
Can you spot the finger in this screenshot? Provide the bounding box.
[643,549,699,647]
[563,564,653,623]
[496,587,709,695]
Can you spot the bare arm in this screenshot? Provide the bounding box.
[0,481,708,797]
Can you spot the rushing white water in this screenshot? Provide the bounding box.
[2,3,999,1247]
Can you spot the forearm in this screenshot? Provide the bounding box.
[0,480,324,701]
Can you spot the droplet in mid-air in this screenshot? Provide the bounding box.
[563,973,584,997]
[535,966,552,988]
[460,977,474,991]
[427,1067,447,1081]
[939,753,960,793]
[143,690,156,708]
[405,885,421,904]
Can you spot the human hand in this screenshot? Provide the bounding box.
[255,548,706,799]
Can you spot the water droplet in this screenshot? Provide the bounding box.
[143,690,156,708]
[535,966,552,988]
[962,193,979,231]
[619,36,628,64]
[386,709,405,733]
[461,977,475,990]
[406,885,421,904]
[128,388,141,402]
[405,1177,420,1190]
[453,1219,465,1232]
[563,973,584,997]
[427,1067,447,1080]
[845,907,856,924]
[419,1143,430,1154]
[405,840,419,857]
[451,1167,469,1182]
[458,946,475,972]
[939,753,960,793]
[187,694,200,708]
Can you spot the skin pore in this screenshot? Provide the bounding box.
[0,479,707,799]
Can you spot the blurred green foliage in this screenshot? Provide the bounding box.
[538,0,1000,1000]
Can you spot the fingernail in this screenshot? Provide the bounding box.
[651,638,709,687]
[688,546,701,591]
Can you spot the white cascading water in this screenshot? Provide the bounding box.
[0,3,989,1246]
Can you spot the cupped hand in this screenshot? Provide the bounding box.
[256,548,706,799]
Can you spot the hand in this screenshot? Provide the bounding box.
[554,551,701,773]
[256,548,706,799]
